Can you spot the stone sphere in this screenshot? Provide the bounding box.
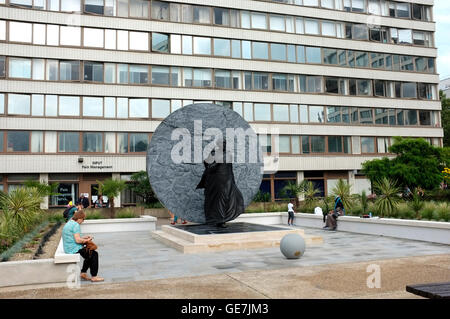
[147,103,264,223]
[280,234,306,259]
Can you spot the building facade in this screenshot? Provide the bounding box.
[440,77,450,98]
[0,0,443,208]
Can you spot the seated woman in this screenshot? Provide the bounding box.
[323,207,343,231]
[62,211,104,282]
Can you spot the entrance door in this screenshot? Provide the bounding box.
[79,174,111,208]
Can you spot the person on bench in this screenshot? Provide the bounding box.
[62,211,104,282]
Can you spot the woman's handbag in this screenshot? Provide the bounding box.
[84,240,98,255]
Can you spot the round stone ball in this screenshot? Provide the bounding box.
[280,234,306,259]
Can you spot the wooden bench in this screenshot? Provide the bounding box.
[406,282,450,299]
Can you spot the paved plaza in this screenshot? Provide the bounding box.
[89,222,450,285]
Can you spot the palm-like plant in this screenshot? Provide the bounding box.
[280,181,303,206]
[373,177,401,218]
[331,179,354,212]
[95,179,127,217]
[408,189,425,219]
[0,187,43,233]
[360,190,368,215]
[302,181,320,212]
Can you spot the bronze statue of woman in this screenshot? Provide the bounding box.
[196,140,244,228]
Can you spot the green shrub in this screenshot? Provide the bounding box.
[116,209,138,219]
[420,203,435,220]
[85,210,103,220]
[435,203,449,222]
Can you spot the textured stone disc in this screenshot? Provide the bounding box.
[147,103,263,223]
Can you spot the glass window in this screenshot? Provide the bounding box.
[58,132,79,152]
[60,26,81,46]
[322,22,336,37]
[130,133,148,152]
[361,137,375,153]
[59,96,80,116]
[193,6,210,24]
[171,67,180,86]
[129,65,148,84]
[104,132,115,154]
[291,136,300,154]
[213,38,231,57]
[47,25,59,46]
[82,97,103,117]
[401,56,414,71]
[118,64,128,83]
[61,0,81,11]
[31,131,43,153]
[130,32,149,51]
[295,18,304,34]
[232,102,243,117]
[251,12,267,29]
[181,4,193,23]
[405,110,418,126]
[9,21,32,43]
[83,28,104,48]
[105,0,117,15]
[9,58,31,79]
[151,66,169,85]
[271,44,286,61]
[104,97,116,118]
[273,104,289,122]
[129,98,148,118]
[353,24,368,40]
[402,83,417,98]
[270,15,285,31]
[215,70,232,89]
[243,102,253,121]
[118,133,128,153]
[213,8,230,26]
[328,136,343,153]
[7,131,29,152]
[374,108,388,125]
[31,58,44,80]
[8,94,30,115]
[31,95,44,116]
[0,56,4,77]
[272,74,287,91]
[359,108,373,124]
[117,98,128,118]
[117,30,128,50]
[85,0,103,14]
[355,52,369,67]
[309,106,324,123]
[297,46,306,63]
[279,136,291,153]
[83,133,102,152]
[130,0,149,18]
[305,19,319,35]
[193,37,211,55]
[357,80,371,96]
[105,29,116,50]
[170,34,181,54]
[231,40,241,58]
[182,35,193,55]
[152,99,170,118]
[151,0,169,20]
[105,63,116,83]
[253,72,269,90]
[252,42,269,60]
[0,131,3,152]
[374,80,386,97]
[302,136,310,154]
[254,103,271,121]
[193,69,212,87]
[306,47,321,64]
[398,29,412,44]
[84,61,103,82]
[287,45,296,63]
[242,41,251,59]
[371,52,384,69]
[306,76,322,93]
[419,110,431,126]
[152,33,169,52]
[45,95,57,116]
[59,61,80,81]
[311,136,325,153]
[396,2,410,18]
[326,107,341,123]
[323,48,337,65]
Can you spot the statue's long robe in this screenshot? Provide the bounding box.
[196,161,244,225]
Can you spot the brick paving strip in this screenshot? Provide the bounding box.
[1,254,449,299]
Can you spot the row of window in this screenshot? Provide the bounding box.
[2,20,435,66]
[4,0,433,22]
[0,130,151,153]
[0,5,435,49]
[0,92,440,127]
[261,0,432,21]
[0,57,438,100]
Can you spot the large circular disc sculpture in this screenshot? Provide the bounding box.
[147,103,264,224]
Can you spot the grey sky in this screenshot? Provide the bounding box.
[435,0,450,80]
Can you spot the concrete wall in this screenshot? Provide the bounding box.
[80,216,157,233]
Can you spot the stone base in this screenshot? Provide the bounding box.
[152,222,323,253]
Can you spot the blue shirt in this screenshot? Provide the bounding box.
[67,206,78,220]
[62,220,83,254]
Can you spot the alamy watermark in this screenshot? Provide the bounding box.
[366,264,381,289]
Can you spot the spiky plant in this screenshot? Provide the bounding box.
[408,189,425,219]
[331,179,354,212]
[373,178,401,218]
[360,190,368,215]
[280,181,303,206]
